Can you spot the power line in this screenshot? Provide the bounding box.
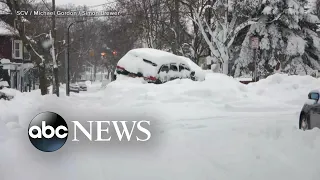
[87,1,117,8]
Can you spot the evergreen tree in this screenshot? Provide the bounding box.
[233,0,320,78]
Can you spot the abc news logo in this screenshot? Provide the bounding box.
[28,112,151,152]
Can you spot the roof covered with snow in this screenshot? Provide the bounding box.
[0,3,19,36]
[0,19,16,36]
[0,2,10,15]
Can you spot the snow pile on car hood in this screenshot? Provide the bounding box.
[178,56,205,81]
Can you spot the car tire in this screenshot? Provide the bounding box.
[299,113,310,131]
[137,72,143,77]
[155,79,162,84]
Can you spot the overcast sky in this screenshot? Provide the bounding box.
[55,0,109,6]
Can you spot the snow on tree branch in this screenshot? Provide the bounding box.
[49,31,57,68]
[192,10,222,62]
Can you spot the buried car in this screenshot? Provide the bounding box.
[70,83,80,93]
[299,90,320,130]
[77,80,88,91]
[114,48,205,84]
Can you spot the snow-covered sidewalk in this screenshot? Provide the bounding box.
[1,73,320,180]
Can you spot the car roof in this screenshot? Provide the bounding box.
[125,48,187,65]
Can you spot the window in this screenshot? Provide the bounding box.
[159,65,169,73]
[179,64,190,71]
[12,40,23,59]
[179,65,185,71]
[170,64,178,71]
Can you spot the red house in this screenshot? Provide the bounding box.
[0,14,33,91]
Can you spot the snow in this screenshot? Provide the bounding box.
[303,14,320,24]
[42,39,52,49]
[1,73,320,180]
[0,20,16,36]
[178,56,206,81]
[235,77,253,81]
[117,49,158,77]
[117,48,203,79]
[0,58,10,64]
[286,34,306,56]
[0,2,10,15]
[262,6,272,15]
[0,81,9,87]
[0,88,19,97]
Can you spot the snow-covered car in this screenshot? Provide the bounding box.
[70,83,80,93]
[299,90,320,130]
[115,48,205,84]
[77,80,87,91]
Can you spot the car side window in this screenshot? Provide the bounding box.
[179,65,185,72]
[179,64,190,71]
[159,65,169,73]
[170,64,178,71]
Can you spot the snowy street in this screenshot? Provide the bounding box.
[1,0,320,179]
[1,73,320,180]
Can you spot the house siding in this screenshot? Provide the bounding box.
[0,36,12,60]
[0,14,34,91]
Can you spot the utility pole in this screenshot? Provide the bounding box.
[251,36,259,82]
[65,20,86,96]
[64,32,69,96]
[52,0,59,96]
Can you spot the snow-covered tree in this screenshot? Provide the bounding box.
[180,0,211,64]
[233,0,320,78]
[192,0,261,74]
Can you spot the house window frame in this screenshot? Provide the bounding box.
[12,40,23,59]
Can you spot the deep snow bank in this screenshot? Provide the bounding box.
[248,73,320,105]
[1,73,320,180]
[1,73,318,127]
[108,73,317,108]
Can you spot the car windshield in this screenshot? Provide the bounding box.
[170,64,178,71]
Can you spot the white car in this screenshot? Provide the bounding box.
[77,80,87,91]
[115,48,205,84]
[70,83,80,93]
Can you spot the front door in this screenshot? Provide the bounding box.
[169,64,179,80]
[158,64,169,83]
